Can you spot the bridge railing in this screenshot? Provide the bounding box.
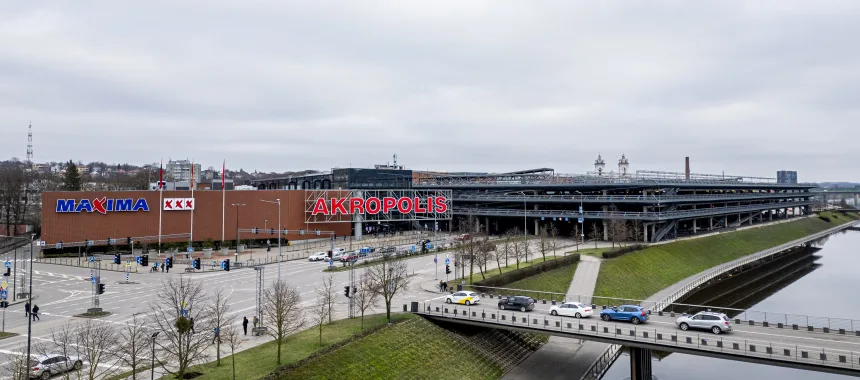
[465,284,860,334]
[453,193,815,203]
[413,302,860,373]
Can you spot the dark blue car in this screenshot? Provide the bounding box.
[599,305,650,324]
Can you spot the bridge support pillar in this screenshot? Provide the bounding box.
[692,218,697,234]
[709,217,713,231]
[534,205,539,236]
[643,223,649,242]
[629,347,653,380]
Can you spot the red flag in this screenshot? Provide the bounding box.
[190,161,195,189]
[221,160,225,189]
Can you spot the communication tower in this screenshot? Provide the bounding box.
[26,122,33,166]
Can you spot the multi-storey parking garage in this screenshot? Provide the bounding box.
[412,168,816,242]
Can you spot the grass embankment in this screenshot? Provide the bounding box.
[276,317,503,380]
[503,263,579,294]
[457,247,602,285]
[594,212,858,300]
[181,314,414,380]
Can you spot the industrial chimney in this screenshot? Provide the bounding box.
[685,157,691,180]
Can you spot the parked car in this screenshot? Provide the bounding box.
[446,291,481,306]
[599,305,650,324]
[331,251,345,261]
[676,311,732,334]
[358,247,373,256]
[332,248,346,254]
[498,296,536,312]
[549,302,593,318]
[30,354,82,380]
[340,252,359,262]
[308,252,328,262]
[378,246,396,254]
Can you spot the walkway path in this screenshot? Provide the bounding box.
[501,254,607,380]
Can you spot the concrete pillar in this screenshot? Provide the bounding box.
[709,217,713,231]
[534,205,539,236]
[643,223,649,242]
[651,223,655,240]
[354,221,363,241]
[485,217,490,235]
[630,347,653,380]
[724,215,728,228]
[692,218,697,234]
[602,190,609,241]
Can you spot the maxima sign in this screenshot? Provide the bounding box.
[163,198,196,211]
[312,196,448,215]
[56,198,150,214]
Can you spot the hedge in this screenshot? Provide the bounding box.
[601,244,646,259]
[473,254,580,291]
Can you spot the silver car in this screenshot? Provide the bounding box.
[675,311,733,334]
[30,354,83,379]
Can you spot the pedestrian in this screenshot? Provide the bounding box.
[439,280,444,292]
[24,302,30,317]
[242,316,249,335]
[189,317,195,334]
[253,315,259,329]
[444,282,449,292]
[212,327,219,344]
[161,263,164,272]
[31,304,40,321]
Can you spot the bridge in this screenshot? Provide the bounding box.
[453,192,813,205]
[407,299,860,379]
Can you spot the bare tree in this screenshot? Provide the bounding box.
[366,254,411,324]
[354,273,380,329]
[589,222,601,248]
[4,345,32,380]
[495,232,510,274]
[223,326,242,380]
[118,314,150,380]
[319,274,337,324]
[548,224,559,257]
[538,225,550,262]
[263,280,305,365]
[632,220,643,243]
[572,224,581,252]
[474,238,494,280]
[36,321,79,380]
[149,277,212,379]
[75,319,120,380]
[209,289,232,366]
[509,228,522,269]
[311,287,330,346]
[458,215,482,284]
[520,236,531,263]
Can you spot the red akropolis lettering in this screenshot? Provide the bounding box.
[365,197,382,214]
[331,197,348,215]
[397,197,413,213]
[310,196,448,215]
[382,197,397,213]
[349,198,364,214]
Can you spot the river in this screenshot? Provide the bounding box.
[602,229,860,380]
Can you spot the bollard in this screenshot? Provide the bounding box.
[658,311,663,316]
[808,326,814,332]
[542,299,546,304]
[763,321,769,327]
[777,323,783,329]
[823,327,830,333]
[552,300,557,305]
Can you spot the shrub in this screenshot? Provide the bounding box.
[602,244,646,259]
[473,254,580,291]
[818,216,831,223]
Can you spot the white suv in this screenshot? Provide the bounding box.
[308,252,327,261]
[676,311,732,334]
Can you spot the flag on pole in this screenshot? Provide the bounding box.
[190,160,195,189]
[221,160,226,189]
[159,160,164,190]
[221,159,226,242]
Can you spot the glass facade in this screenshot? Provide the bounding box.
[331,168,412,189]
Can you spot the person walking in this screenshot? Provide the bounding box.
[24,302,30,318]
[189,317,195,334]
[253,316,259,330]
[242,317,249,335]
[439,280,444,292]
[212,327,220,344]
[31,304,40,321]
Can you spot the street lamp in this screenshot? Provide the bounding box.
[261,199,282,283]
[231,204,246,260]
[575,191,585,246]
[151,331,160,380]
[1,234,35,363]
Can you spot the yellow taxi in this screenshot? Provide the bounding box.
[445,291,481,306]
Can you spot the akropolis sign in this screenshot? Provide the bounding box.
[311,196,448,215]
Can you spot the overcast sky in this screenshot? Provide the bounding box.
[2,1,859,182]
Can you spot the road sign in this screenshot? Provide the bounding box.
[91,276,97,284]
[578,217,584,223]
[3,261,9,269]
[579,206,583,213]
[89,256,95,262]
[445,258,450,265]
[126,261,131,267]
[0,281,6,289]
[434,256,437,264]
[187,246,193,253]
[329,259,334,267]
[0,290,7,299]
[411,245,415,252]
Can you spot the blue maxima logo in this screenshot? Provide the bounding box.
[56,197,150,214]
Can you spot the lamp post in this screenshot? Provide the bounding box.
[1,234,34,363]
[231,204,246,260]
[575,191,585,246]
[261,199,282,282]
[151,331,160,380]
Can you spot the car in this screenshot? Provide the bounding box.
[340,252,359,262]
[308,252,328,262]
[676,311,732,335]
[549,302,593,318]
[332,248,346,254]
[358,247,373,256]
[331,251,345,261]
[378,246,396,254]
[30,354,82,379]
[599,305,650,325]
[446,291,481,306]
[498,296,536,312]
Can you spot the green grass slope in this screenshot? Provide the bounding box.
[594,212,857,300]
[183,314,414,380]
[504,262,578,294]
[277,317,503,380]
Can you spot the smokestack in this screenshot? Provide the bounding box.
[685,157,691,180]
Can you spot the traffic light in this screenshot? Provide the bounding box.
[327,250,333,258]
[221,259,230,271]
[4,267,10,277]
[166,257,173,268]
[127,236,132,245]
[97,284,105,294]
[446,265,451,274]
[113,254,121,264]
[0,301,8,308]
[344,286,350,298]
[141,255,149,267]
[269,228,274,235]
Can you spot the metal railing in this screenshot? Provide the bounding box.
[416,174,818,188]
[453,201,813,221]
[453,193,815,204]
[415,302,860,374]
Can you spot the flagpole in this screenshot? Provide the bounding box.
[221,160,226,243]
[158,159,163,253]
